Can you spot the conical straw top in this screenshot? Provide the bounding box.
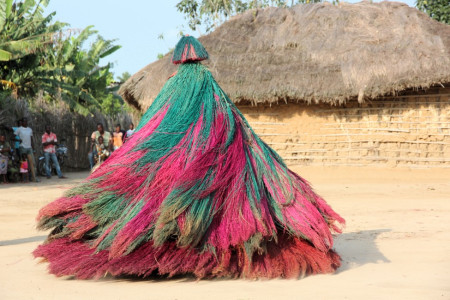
[172,35,209,64]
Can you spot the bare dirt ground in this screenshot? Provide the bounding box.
[0,167,449,300]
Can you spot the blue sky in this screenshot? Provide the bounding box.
[45,0,416,79]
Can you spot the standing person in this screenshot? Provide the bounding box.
[19,154,28,183]
[42,125,66,179]
[125,123,135,140]
[35,36,344,279]
[14,118,39,182]
[12,119,23,157]
[0,134,11,183]
[88,123,112,169]
[112,124,123,151]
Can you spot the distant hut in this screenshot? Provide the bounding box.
[120,1,450,168]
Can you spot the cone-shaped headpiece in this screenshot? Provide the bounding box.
[171,35,209,64]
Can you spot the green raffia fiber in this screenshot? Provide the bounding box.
[172,35,209,64]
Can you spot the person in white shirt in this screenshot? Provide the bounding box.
[14,118,39,182]
[125,123,135,140]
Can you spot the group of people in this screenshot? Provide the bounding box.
[0,119,136,184]
[88,122,135,170]
[0,118,66,184]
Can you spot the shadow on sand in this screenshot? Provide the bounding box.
[334,229,391,273]
[0,235,47,246]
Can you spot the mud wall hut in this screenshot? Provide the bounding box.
[120,1,450,168]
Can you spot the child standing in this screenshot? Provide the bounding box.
[20,154,29,183]
[112,124,123,151]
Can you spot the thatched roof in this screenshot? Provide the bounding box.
[120,1,450,111]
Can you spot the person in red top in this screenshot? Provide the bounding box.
[42,125,66,179]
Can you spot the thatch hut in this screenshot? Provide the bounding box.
[120,1,450,168]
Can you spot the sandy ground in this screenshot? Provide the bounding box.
[0,166,449,300]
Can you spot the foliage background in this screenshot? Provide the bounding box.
[0,0,139,170]
[416,0,449,24]
[0,0,136,116]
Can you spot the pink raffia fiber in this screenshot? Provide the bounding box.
[34,233,340,279]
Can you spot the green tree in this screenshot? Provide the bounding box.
[117,71,131,83]
[0,0,125,116]
[0,0,65,93]
[416,0,449,24]
[176,0,323,32]
[37,26,122,114]
[0,0,63,61]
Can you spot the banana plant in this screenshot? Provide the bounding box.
[35,26,122,114]
[0,0,13,33]
[0,0,59,62]
[0,0,64,95]
[0,0,123,116]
